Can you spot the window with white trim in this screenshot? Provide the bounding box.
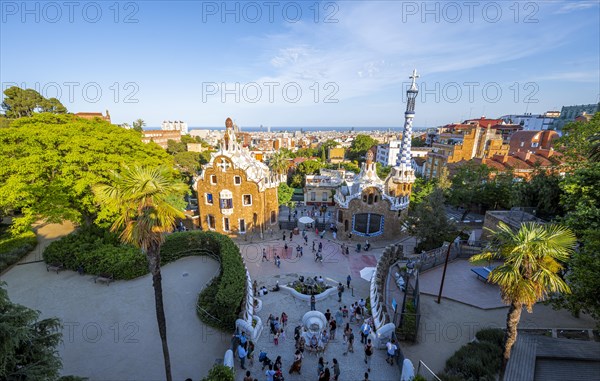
[219,189,233,210]
[239,219,246,233]
[223,217,230,232]
[234,176,241,185]
[207,215,215,230]
[210,175,217,184]
[311,192,316,201]
[322,192,328,201]
[205,193,214,205]
[243,194,252,206]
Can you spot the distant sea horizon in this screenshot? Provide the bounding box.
[146,126,430,133]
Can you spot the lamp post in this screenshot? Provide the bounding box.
[437,231,463,304]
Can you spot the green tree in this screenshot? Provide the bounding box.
[556,112,600,166]
[411,136,426,147]
[132,118,146,132]
[589,132,600,162]
[166,139,187,155]
[470,222,576,372]
[94,166,187,381]
[277,182,294,206]
[295,160,324,176]
[404,188,456,251]
[376,163,391,179]
[409,177,436,209]
[2,86,67,118]
[0,113,171,232]
[550,162,600,325]
[339,161,360,174]
[0,282,62,380]
[174,151,201,175]
[447,162,493,215]
[348,135,377,162]
[513,169,563,220]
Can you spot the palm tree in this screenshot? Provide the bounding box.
[94,166,187,381]
[470,222,576,372]
[132,118,146,132]
[268,151,291,176]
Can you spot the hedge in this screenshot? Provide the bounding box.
[439,328,503,381]
[43,228,246,332]
[160,231,246,331]
[43,225,147,280]
[0,227,38,273]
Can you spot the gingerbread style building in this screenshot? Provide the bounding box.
[195,118,279,237]
[334,70,420,240]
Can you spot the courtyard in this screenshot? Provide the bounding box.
[1,223,596,380]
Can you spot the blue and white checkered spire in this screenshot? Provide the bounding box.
[396,69,419,167]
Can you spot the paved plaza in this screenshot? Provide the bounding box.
[1,223,597,380]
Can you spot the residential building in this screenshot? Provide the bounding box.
[75,110,111,123]
[500,112,559,131]
[508,130,559,154]
[194,118,279,237]
[423,124,508,179]
[141,130,182,149]
[328,147,346,163]
[161,120,188,135]
[304,174,342,206]
[553,103,600,132]
[375,140,402,166]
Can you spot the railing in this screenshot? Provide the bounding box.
[416,360,442,381]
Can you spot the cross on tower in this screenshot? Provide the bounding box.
[409,69,419,90]
[218,158,231,172]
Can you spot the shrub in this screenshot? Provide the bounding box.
[201,364,234,381]
[0,227,37,272]
[476,327,504,348]
[443,328,503,381]
[160,231,246,332]
[43,225,146,279]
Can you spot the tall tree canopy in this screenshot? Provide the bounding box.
[0,282,62,380]
[1,86,67,118]
[347,135,377,162]
[0,113,172,232]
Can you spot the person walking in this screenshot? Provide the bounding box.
[288,349,303,375]
[360,321,371,344]
[318,368,331,381]
[386,339,398,366]
[346,274,352,289]
[265,364,276,381]
[289,231,293,241]
[335,308,344,328]
[243,370,253,381]
[331,358,340,381]
[343,327,354,355]
[312,241,316,253]
[337,282,344,302]
[282,231,286,241]
[262,248,268,262]
[237,342,247,370]
[364,339,373,373]
[310,294,316,311]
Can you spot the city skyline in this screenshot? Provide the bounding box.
[1,1,599,127]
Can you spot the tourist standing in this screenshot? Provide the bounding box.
[364,339,373,373]
[289,231,293,241]
[243,370,253,381]
[262,248,268,262]
[317,357,326,375]
[282,231,286,241]
[280,312,288,328]
[337,283,344,302]
[318,367,331,381]
[347,274,352,289]
[332,358,340,381]
[335,308,344,328]
[238,342,247,370]
[310,294,316,311]
[329,318,337,340]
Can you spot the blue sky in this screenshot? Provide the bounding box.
[1,0,599,127]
